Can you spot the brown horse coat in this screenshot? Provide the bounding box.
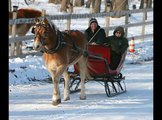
[9,8,42,36]
[9,9,42,55]
[32,17,91,105]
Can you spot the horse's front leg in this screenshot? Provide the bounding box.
[51,74,61,106]
[49,65,67,105]
[63,70,70,101]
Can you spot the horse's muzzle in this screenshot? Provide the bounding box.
[33,42,42,51]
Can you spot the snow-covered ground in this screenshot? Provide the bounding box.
[9,0,153,120]
[9,61,153,120]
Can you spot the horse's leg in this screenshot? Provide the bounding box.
[15,42,22,55]
[50,73,61,106]
[78,57,87,100]
[63,70,70,101]
[49,65,67,105]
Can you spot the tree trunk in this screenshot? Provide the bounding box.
[48,0,61,4]
[111,0,128,18]
[147,0,152,8]
[85,0,91,8]
[93,0,101,13]
[74,0,84,7]
[104,0,113,12]
[139,0,152,9]
[60,0,70,12]
[139,0,144,9]
[112,0,128,11]
[9,0,11,11]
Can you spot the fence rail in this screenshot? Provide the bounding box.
[9,20,153,44]
[9,8,153,25]
[9,8,153,58]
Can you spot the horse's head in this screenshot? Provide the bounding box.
[31,17,56,51]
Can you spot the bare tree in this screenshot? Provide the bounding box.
[74,0,84,7]
[85,0,91,8]
[111,0,128,18]
[104,0,113,12]
[9,0,11,11]
[112,0,128,11]
[48,0,61,4]
[139,0,152,9]
[88,0,101,13]
[93,0,101,13]
[60,0,70,12]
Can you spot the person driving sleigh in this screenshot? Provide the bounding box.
[85,18,106,45]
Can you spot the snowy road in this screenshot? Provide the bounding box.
[9,61,153,120]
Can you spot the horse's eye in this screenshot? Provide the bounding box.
[31,27,35,34]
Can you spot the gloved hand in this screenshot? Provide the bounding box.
[91,42,97,45]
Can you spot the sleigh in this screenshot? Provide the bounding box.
[69,44,127,97]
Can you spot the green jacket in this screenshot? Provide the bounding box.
[104,26,129,54]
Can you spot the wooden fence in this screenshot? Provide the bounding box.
[9,8,153,58]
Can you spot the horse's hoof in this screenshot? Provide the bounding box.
[52,99,61,106]
[64,97,70,101]
[80,96,86,100]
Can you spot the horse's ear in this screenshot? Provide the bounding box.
[31,26,36,34]
[42,17,48,24]
[34,17,40,24]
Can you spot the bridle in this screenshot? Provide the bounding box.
[32,21,84,55]
[33,23,48,46]
[33,22,64,54]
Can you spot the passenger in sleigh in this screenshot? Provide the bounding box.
[85,18,106,45]
[104,26,129,70]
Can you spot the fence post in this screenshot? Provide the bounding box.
[9,0,11,12]
[10,6,18,56]
[41,9,46,16]
[67,3,73,30]
[144,0,147,20]
[124,4,129,37]
[105,1,111,37]
[141,1,147,41]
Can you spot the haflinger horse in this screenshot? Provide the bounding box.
[9,8,42,35]
[32,17,91,105]
[9,8,42,55]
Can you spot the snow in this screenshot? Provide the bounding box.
[9,0,153,120]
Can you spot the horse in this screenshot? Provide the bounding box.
[9,8,42,55]
[31,17,91,105]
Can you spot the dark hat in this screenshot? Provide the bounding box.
[89,18,98,25]
[113,26,125,37]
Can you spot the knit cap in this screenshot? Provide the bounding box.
[89,18,98,25]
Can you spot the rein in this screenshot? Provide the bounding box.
[41,29,79,54]
[88,27,101,43]
[35,22,83,54]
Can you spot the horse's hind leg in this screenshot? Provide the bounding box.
[63,70,70,101]
[78,57,87,100]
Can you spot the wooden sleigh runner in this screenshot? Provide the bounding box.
[69,45,127,97]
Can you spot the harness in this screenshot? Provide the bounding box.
[40,30,64,54]
[34,22,87,56]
